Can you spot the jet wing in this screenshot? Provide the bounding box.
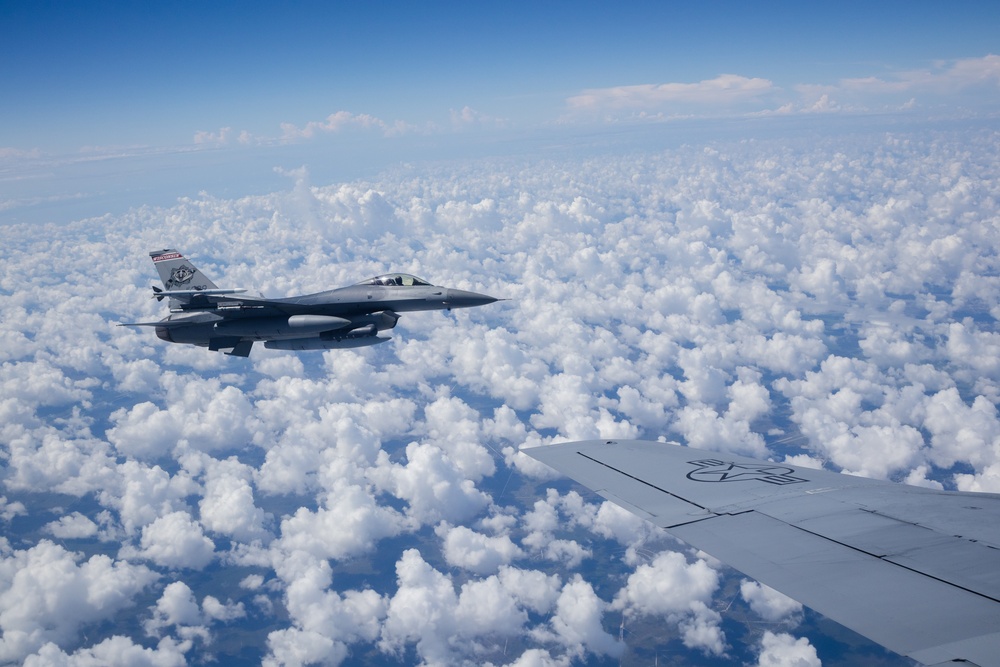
[523,439,1000,667]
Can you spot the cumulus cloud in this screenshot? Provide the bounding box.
[24,636,189,667]
[740,580,803,623]
[146,581,207,642]
[369,442,491,525]
[437,523,524,575]
[194,454,272,543]
[131,511,216,570]
[755,631,821,667]
[265,554,386,667]
[0,496,27,522]
[43,511,99,539]
[533,575,623,660]
[422,395,496,480]
[99,460,200,536]
[521,493,592,569]
[0,541,158,663]
[381,549,553,665]
[106,378,261,460]
[612,551,725,656]
[273,478,405,562]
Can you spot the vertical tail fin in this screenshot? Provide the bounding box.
[149,249,218,291]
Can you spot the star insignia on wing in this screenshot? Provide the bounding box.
[686,459,808,485]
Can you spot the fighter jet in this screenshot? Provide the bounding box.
[122,249,500,357]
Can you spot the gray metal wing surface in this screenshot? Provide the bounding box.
[523,439,1000,667]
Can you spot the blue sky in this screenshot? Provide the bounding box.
[3,0,999,153]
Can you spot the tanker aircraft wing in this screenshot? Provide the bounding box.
[523,438,1000,667]
[121,248,500,357]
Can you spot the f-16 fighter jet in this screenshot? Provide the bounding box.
[123,249,500,357]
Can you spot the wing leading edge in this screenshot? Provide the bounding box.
[523,439,1000,667]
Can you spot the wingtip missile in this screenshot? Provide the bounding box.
[152,287,248,300]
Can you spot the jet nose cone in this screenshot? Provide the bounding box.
[445,288,499,309]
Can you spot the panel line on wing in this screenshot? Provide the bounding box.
[766,509,1000,606]
[575,446,1000,604]
[576,451,710,511]
[669,510,1000,665]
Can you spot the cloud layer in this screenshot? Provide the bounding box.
[3,121,998,664]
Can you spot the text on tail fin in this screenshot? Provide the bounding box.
[149,248,219,291]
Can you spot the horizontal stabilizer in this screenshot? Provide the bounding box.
[119,319,190,328]
[155,288,247,297]
[153,286,247,301]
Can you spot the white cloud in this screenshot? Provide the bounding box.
[422,395,496,480]
[99,460,199,536]
[485,648,569,667]
[533,575,623,660]
[274,479,405,562]
[520,493,592,568]
[740,580,803,623]
[612,551,725,656]
[44,512,98,539]
[379,548,456,661]
[567,54,1000,122]
[193,126,236,145]
[265,554,386,667]
[549,490,655,547]
[106,379,261,460]
[24,636,189,667]
[613,551,720,616]
[3,426,118,497]
[369,442,490,525]
[131,511,216,570]
[437,523,524,574]
[380,549,538,665]
[839,54,1000,96]
[141,580,247,655]
[567,74,776,111]
[675,403,769,457]
[265,627,347,667]
[775,355,932,478]
[0,496,27,522]
[105,401,183,460]
[144,581,208,642]
[450,106,506,129]
[278,111,417,142]
[755,631,821,667]
[194,454,272,543]
[496,567,562,616]
[0,360,92,408]
[0,541,157,663]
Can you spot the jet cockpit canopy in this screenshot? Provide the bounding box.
[356,274,433,287]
